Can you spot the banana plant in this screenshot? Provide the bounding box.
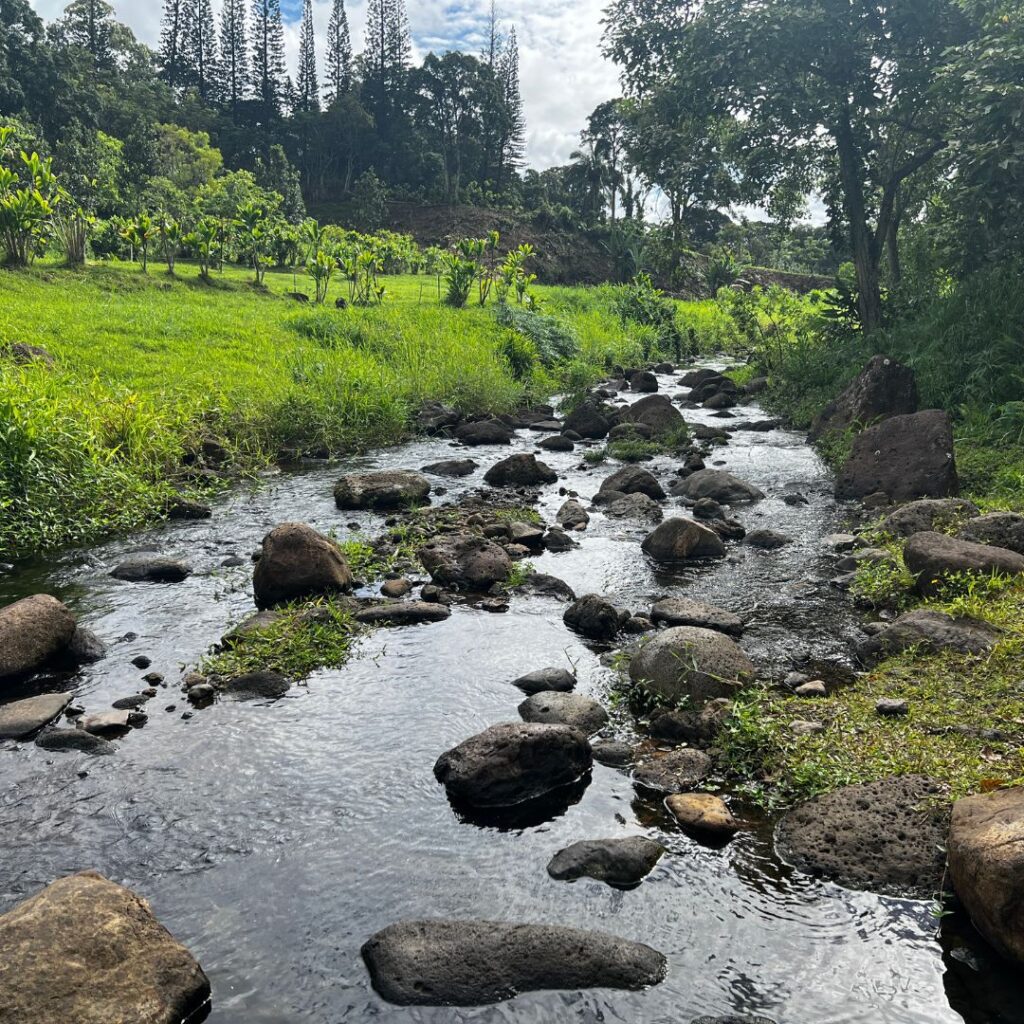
[306,249,338,304]
[183,218,219,281]
[234,202,271,286]
[157,214,182,274]
[120,212,156,272]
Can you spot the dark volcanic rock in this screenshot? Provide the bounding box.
[650,597,744,636]
[856,609,1000,664]
[220,670,290,699]
[633,748,713,794]
[361,919,666,1006]
[0,870,210,1024]
[776,775,949,897]
[641,518,727,561]
[745,529,791,550]
[67,626,107,665]
[563,594,622,640]
[455,420,515,446]
[592,740,635,767]
[334,470,431,509]
[418,534,512,590]
[518,691,609,735]
[563,402,611,440]
[434,721,592,807]
[253,523,353,609]
[618,394,687,436]
[630,370,659,393]
[958,511,1024,555]
[35,728,114,754]
[512,667,576,694]
[547,837,665,886]
[809,354,918,441]
[598,466,666,500]
[518,573,577,602]
[0,594,77,684]
[675,469,765,504]
[835,410,958,502]
[110,557,192,583]
[903,531,1024,595]
[539,435,574,452]
[879,498,980,538]
[354,602,452,626]
[484,453,558,487]
[605,493,664,523]
[421,459,478,477]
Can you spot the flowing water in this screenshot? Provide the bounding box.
[1,366,1020,1024]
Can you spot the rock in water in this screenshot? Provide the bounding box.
[642,519,726,561]
[809,354,918,441]
[518,691,608,735]
[35,728,113,754]
[454,420,514,446]
[483,453,558,487]
[665,793,741,838]
[618,394,687,436]
[418,534,511,590]
[633,748,713,794]
[629,626,754,704]
[110,556,192,583]
[421,459,478,477]
[0,594,77,684]
[512,667,577,694]
[691,1017,779,1024]
[252,522,353,609]
[563,401,611,439]
[354,602,451,626]
[835,409,957,502]
[361,919,666,1005]
[547,837,665,886]
[0,693,73,739]
[947,787,1024,964]
[776,775,949,897]
[903,531,1024,596]
[333,470,431,509]
[434,722,592,807]
[563,594,622,640]
[598,466,666,500]
[220,670,290,699]
[650,597,744,636]
[0,870,210,1024]
[675,469,765,504]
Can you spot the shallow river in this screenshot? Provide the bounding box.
[1,367,1020,1024]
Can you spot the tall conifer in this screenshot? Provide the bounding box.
[325,0,353,104]
[250,0,286,116]
[218,0,249,113]
[296,0,319,112]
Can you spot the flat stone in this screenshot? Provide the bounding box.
[0,871,210,1024]
[110,557,192,583]
[876,698,909,716]
[421,459,478,477]
[547,837,665,887]
[789,719,825,735]
[665,793,741,838]
[355,602,451,626]
[903,531,1024,596]
[592,740,635,767]
[512,668,576,694]
[857,609,1000,665]
[34,728,114,754]
[518,691,608,735]
[361,919,666,1006]
[78,710,139,735]
[219,670,290,699]
[633,747,712,794]
[0,693,73,739]
[650,597,744,636]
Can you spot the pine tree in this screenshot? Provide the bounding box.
[186,0,218,99]
[250,0,286,117]
[497,27,525,185]
[60,0,115,63]
[325,0,353,104]
[218,0,249,113]
[159,0,189,88]
[296,0,319,113]
[363,0,410,124]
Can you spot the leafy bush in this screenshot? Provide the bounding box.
[495,304,579,366]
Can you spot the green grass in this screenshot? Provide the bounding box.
[1,260,704,553]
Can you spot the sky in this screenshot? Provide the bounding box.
[27,0,622,172]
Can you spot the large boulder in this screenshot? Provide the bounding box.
[947,787,1024,963]
[618,394,687,436]
[598,465,666,500]
[641,518,727,561]
[563,594,622,640]
[546,837,665,887]
[0,693,73,739]
[674,469,765,504]
[434,722,592,807]
[418,534,511,590]
[959,512,1024,555]
[809,355,918,441]
[563,401,611,440]
[903,531,1024,596]
[650,597,744,636]
[0,871,210,1024]
[484,453,557,487]
[0,595,77,684]
[252,523,353,609]
[604,493,664,523]
[333,470,431,509]
[878,498,980,538]
[556,499,590,529]
[455,420,514,446]
[629,626,754,704]
[776,775,949,897]
[518,692,608,735]
[835,410,958,502]
[361,919,666,1006]
[630,370,659,392]
[857,609,1000,664]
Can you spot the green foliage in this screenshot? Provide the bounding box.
[615,273,688,360]
[495,304,579,366]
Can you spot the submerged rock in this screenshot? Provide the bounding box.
[547,837,665,886]
[948,787,1024,964]
[434,722,592,808]
[0,693,73,739]
[355,602,451,626]
[592,740,636,767]
[598,466,666,500]
[421,459,478,477]
[333,470,431,510]
[629,626,754,705]
[361,919,666,1006]
[563,594,622,640]
[518,691,608,735]
[0,870,210,1024]
[633,748,713,794]
[219,670,290,699]
[0,594,77,684]
[253,523,353,609]
[35,728,114,754]
[776,775,949,897]
[650,597,744,636]
[110,556,192,583]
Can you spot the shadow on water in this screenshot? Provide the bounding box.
[1,362,1021,1022]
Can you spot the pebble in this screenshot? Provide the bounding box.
[790,719,826,736]
[876,698,909,717]
[794,681,828,698]
[131,655,152,669]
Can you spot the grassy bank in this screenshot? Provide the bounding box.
[0,261,730,554]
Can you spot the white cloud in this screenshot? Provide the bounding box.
[28,0,620,170]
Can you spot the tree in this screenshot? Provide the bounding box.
[324,0,353,104]
[605,0,974,332]
[296,0,319,113]
[159,0,189,89]
[185,0,218,99]
[250,0,286,118]
[362,0,411,129]
[217,0,249,115]
[55,0,115,64]
[495,27,524,188]
[0,0,51,119]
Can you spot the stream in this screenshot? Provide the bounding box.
[1,365,1020,1024]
